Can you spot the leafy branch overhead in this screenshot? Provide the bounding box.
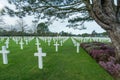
[3,0,120,30]
[3,0,92,29]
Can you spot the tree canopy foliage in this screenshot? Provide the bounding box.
[3,0,91,29]
[2,0,120,28]
[37,22,49,34]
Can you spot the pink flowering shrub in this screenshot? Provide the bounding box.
[81,42,115,61]
[81,42,120,78]
[99,56,120,77]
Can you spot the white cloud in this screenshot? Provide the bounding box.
[0,4,4,10]
[49,20,105,34]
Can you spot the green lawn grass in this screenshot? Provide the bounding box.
[0,37,114,80]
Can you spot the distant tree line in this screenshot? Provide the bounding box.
[0,17,107,37]
[0,30,74,36]
[0,18,107,37]
[0,29,107,37]
[78,31,108,37]
[0,22,73,36]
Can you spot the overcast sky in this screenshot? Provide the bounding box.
[0,0,105,34]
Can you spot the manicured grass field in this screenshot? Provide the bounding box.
[0,37,114,80]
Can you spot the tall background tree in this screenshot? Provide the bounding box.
[32,20,38,34]
[37,22,49,34]
[3,0,120,62]
[16,18,28,34]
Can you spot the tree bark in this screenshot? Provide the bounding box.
[84,0,120,62]
[108,26,120,62]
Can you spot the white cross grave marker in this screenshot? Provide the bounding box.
[19,39,24,50]
[0,46,10,64]
[76,43,80,53]
[54,42,59,52]
[15,39,18,44]
[34,48,46,69]
[44,38,47,43]
[5,40,9,48]
[48,40,51,46]
[25,39,28,45]
[60,40,63,46]
[35,41,40,50]
[53,38,56,43]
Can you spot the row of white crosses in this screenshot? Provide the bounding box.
[59,38,68,46]
[73,37,111,43]
[39,37,52,46]
[40,37,69,52]
[53,37,69,52]
[53,37,59,42]
[0,44,46,70]
[12,37,32,45]
[35,38,41,50]
[12,37,20,44]
[0,37,5,42]
[71,37,77,47]
[59,38,67,46]
[53,37,62,52]
[39,37,49,43]
[0,39,46,70]
[0,37,74,69]
[0,46,46,69]
[71,37,80,53]
[54,37,70,52]
[19,39,24,50]
[47,39,51,46]
[24,37,34,44]
[39,37,69,47]
[44,38,47,43]
[60,40,63,46]
[15,38,19,44]
[25,39,28,45]
[18,37,34,50]
[5,38,9,48]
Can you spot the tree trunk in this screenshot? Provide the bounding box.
[83,0,120,62]
[108,27,120,62]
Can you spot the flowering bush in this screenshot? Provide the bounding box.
[81,42,115,61]
[81,42,120,78]
[99,56,120,77]
[90,49,109,61]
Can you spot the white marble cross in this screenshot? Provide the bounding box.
[60,40,63,46]
[35,41,40,50]
[48,40,51,46]
[53,39,56,43]
[34,48,46,69]
[5,40,9,48]
[44,38,47,43]
[19,39,24,50]
[74,41,77,47]
[1,38,4,42]
[0,46,10,64]
[76,43,80,53]
[54,42,59,52]
[25,39,28,45]
[15,39,19,44]
[35,38,40,49]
